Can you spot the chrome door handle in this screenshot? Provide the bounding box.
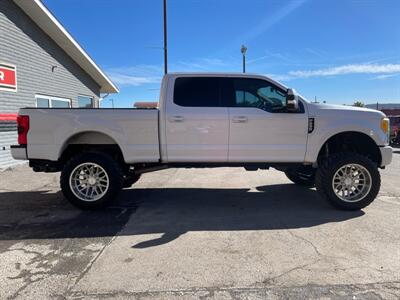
[169,116,185,122]
[232,116,248,123]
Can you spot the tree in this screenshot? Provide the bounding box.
[353,101,365,107]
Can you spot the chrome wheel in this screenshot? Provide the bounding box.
[332,163,372,202]
[69,163,109,202]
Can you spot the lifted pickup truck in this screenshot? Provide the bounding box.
[12,73,392,210]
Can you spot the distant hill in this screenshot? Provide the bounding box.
[365,103,400,109]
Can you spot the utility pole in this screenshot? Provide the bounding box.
[241,45,247,73]
[109,98,114,109]
[163,0,168,74]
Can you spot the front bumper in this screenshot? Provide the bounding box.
[11,145,27,160]
[379,145,392,167]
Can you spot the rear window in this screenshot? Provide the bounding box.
[173,77,220,107]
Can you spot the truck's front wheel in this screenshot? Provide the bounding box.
[60,152,123,210]
[315,152,380,210]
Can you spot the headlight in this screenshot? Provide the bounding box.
[381,117,389,134]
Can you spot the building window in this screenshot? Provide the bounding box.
[36,97,49,108]
[78,95,94,108]
[35,95,71,108]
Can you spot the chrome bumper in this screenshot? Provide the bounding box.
[11,145,27,160]
[379,145,392,167]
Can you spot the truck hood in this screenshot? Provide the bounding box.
[306,102,386,119]
[304,102,389,147]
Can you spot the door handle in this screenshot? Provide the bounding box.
[169,115,185,122]
[232,116,248,123]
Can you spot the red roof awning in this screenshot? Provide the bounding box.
[0,113,17,121]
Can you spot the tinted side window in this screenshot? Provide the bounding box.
[174,77,220,107]
[232,78,287,113]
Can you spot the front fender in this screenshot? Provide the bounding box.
[305,124,384,164]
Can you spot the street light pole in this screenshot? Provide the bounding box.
[241,45,247,73]
[109,98,114,109]
[163,0,168,74]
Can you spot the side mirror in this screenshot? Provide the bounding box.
[286,88,298,112]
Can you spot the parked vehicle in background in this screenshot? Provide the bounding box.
[388,115,400,145]
[11,73,392,211]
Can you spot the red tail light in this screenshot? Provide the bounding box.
[17,115,29,145]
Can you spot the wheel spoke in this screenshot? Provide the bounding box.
[332,163,372,203]
[69,162,110,202]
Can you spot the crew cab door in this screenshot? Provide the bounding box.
[165,77,229,162]
[224,77,308,162]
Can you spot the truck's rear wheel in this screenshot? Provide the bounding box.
[61,152,123,210]
[284,166,315,187]
[315,152,380,210]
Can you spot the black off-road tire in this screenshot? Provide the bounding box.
[315,152,380,210]
[60,151,123,210]
[285,167,316,187]
[122,174,141,188]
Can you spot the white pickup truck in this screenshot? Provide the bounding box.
[11,73,392,210]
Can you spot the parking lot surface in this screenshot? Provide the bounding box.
[1,150,399,299]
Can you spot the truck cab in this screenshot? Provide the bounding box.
[12,73,392,210]
[159,74,308,163]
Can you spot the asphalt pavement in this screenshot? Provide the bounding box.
[0,149,399,299]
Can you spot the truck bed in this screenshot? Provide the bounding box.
[19,108,160,163]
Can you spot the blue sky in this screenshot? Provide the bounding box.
[44,0,400,108]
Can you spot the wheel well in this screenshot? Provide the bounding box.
[317,132,381,166]
[59,132,125,167]
[62,131,116,145]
